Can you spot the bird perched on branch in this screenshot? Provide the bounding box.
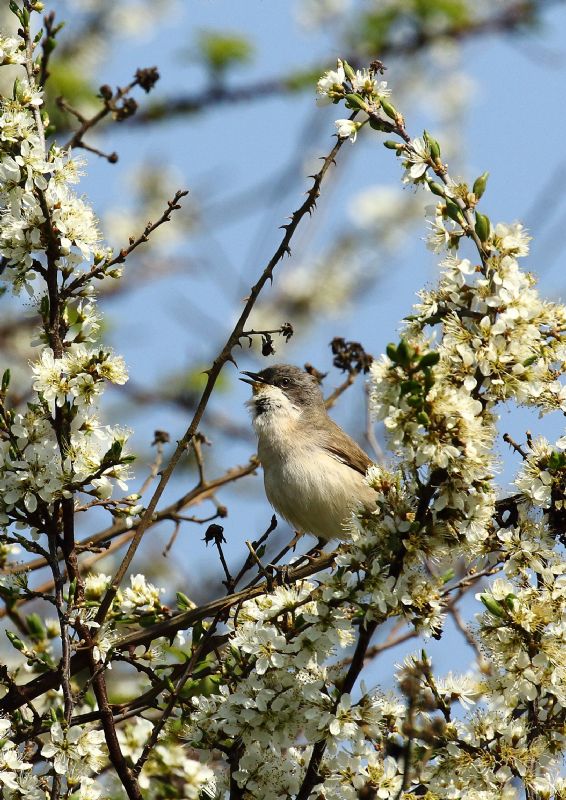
[241,364,376,540]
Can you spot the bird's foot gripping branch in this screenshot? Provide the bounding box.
[0,4,566,798]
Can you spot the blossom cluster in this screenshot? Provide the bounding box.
[2,11,566,800]
[176,67,566,798]
[0,19,133,536]
[0,4,140,797]
[187,581,406,799]
[316,59,394,143]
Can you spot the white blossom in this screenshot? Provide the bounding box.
[316,62,346,104]
[40,723,106,776]
[334,118,359,142]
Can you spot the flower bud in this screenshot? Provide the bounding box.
[26,613,45,641]
[380,99,399,121]
[6,630,25,651]
[344,93,368,112]
[424,130,441,161]
[386,343,398,362]
[480,594,506,618]
[474,212,491,242]
[418,351,440,369]
[396,339,412,367]
[67,578,77,605]
[428,181,445,198]
[342,60,356,83]
[177,591,195,611]
[472,171,489,200]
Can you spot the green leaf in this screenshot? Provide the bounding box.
[429,181,445,197]
[26,613,45,641]
[176,591,193,611]
[423,130,441,160]
[386,343,398,362]
[380,99,399,120]
[396,339,411,367]
[400,380,421,396]
[444,199,463,224]
[9,2,23,24]
[504,593,518,610]
[196,30,254,75]
[342,60,356,83]
[423,368,435,392]
[1,369,10,392]
[344,92,368,111]
[417,352,440,369]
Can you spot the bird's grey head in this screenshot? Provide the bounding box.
[240,364,325,418]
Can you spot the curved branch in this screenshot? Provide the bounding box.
[129,0,551,126]
[93,132,348,625]
[0,550,336,714]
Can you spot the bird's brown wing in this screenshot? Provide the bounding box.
[318,418,373,475]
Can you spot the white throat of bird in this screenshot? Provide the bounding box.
[246,383,302,440]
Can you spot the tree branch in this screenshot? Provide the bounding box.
[93,132,348,626]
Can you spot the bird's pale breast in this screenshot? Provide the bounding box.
[257,415,374,540]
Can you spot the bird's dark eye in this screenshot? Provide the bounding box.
[278,377,291,389]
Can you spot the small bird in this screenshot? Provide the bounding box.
[241,364,376,540]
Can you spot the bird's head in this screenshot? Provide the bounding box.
[240,364,325,419]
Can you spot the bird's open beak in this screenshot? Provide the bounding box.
[239,370,265,386]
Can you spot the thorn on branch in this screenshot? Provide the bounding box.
[502,432,528,459]
[62,189,189,298]
[76,139,119,163]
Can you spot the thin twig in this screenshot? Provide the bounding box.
[62,189,189,297]
[93,133,348,627]
[129,1,554,126]
[324,371,356,410]
[137,437,166,496]
[230,514,278,590]
[0,549,337,714]
[132,614,223,777]
[38,11,60,87]
[1,458,259,581]
[295,618,379,800]
[395,697,416,800]
[447,602,491,673]
[60,67,157,151]
[503,432,528,459]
